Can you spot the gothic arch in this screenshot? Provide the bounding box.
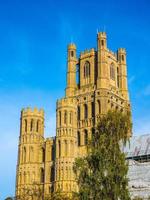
[30,119,34,131]
[84,130,88,145]
[24,119,27,132]
[84,61,90,78]
[110,63,115,80]
[64,110,67,124]
[77,131,81,146]
[97,100,101,114]
[77,106,80,120]
[84,104,88,119]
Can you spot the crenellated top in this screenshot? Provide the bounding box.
[57,98,76,108]
[97,31,107,38]
[80,48,95,59]
[21,107,44,118]
[45,137,55,144]
[118,48,126,54]
[107,49,117,59]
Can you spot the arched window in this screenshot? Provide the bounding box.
[117,67,119,88]
[77,131,81,146]
[32,172,35,182]
[52,146,55,160]
[71,51,74,57]
[64,140,67,156]
[24,172,26,184]
[84,104,88,119]
[97,100,101,114]
[84,130,88,145]
[36,120,40,132]
[29,146,34,162]
[92,128,95,141]
[23,147,26,163]
[58,141,61,157]
[30,119,34,131]
[91,102,95,117]
[40,168,44,183]
[122,55,124,61]
[59,111,61,126]
[24,119,27,132]
[69,112,72,124]
[77,106,80,120]
[84,61,90,78]
[110,63,115,80]
[71,140,74,156]
[101,40,104,46]
[50,166,55,182]
[42,148,45,163]
[64,111,67,124]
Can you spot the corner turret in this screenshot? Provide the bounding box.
[65,43,77,97]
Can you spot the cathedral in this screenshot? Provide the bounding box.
[15,32,130,198]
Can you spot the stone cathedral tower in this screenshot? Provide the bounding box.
[16,32,130,198]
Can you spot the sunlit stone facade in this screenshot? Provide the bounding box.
[15,32,130,198]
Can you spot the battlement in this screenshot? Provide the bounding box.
[80,48,95,58]
[107,49,117,59]
[21,107,44,117]
[45,137,55,144]
[118,48,126,54]
[57,97,76,108]
[97,31,107,38]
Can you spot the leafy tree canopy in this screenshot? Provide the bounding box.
[74,110,132,200]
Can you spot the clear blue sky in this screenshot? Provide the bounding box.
[0,0,150,199]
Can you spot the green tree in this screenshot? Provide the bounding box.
[74,110,132,200]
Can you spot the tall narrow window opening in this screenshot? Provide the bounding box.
[84,130,88,145]
[23,147,26,163]
[97,100,101,114]
[117,67,119,88]
[77,106,80,120]
[69,112,72,124]
[36,120,40,132]
[24,119,27,132]
[91,102,95,117]
[84,104,88,119]
[59,111,61,126]
[110,63,115,81]
[40,168,44,183]
[58,141,61,157]
[77,131,81,146]
[64,111,67,124]
[30,119,34,131]
[84,61,90,78]
[42,148,45,163]
[65,140,67,156]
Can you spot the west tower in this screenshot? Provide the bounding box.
[16,32,131,198]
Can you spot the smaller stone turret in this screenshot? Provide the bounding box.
[66,43,77,97]
[117,48,129,100]
[97,32,109,89]
[55,97,77,194]
[16,107,45,197]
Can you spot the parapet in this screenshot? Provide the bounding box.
[118,48,126,54]
[21,107,44,118]
[45,137,55,144]
[80,48,95,59]
[97,32,107,38]
[57,97,76,108]
[107,49,117,59]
